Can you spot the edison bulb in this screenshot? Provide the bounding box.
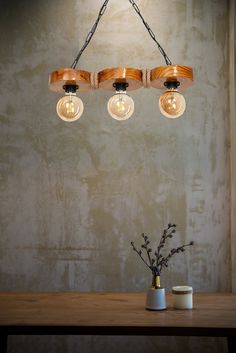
[56,94,84,122]
[159,90,186,118]
[107,93,134,120]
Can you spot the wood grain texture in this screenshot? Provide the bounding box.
[98,68,143,91]
[150,65,193,90]
[0,292,236,337]
[49,68,91,93]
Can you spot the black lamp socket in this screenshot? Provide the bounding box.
[113,82,129,91]
[164,81,180,90]
[63,84,79,94]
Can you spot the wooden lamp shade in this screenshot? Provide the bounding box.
[98,67,143,91]
[150,65,193,91]
[49,68,91,93]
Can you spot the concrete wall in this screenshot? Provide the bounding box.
[230,0,236,292]
[0,0,231,352]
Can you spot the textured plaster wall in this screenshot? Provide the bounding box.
[230,0,236,292]
[0,0,231,352]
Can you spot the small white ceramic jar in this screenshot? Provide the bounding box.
[172,286,193,309]
[146,287,167,311]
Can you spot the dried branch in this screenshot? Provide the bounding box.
[131,224,194,276]
[156,223,176,265]
[141,233,155,267]
[159,241,194,273]
[130,241,151,271]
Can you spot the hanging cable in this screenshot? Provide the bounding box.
[71,0,172,69]
[128,0,172,65]
[71,0,111,69]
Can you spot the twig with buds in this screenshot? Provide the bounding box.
[131,223,194,278]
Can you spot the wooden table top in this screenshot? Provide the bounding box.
[0,292,236,336]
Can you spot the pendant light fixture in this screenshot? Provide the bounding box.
[49,0,193,122]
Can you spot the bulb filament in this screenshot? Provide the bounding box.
[66,95,75,115]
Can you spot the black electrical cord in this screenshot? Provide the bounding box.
[71,0,110,69]
[71,0,172,69]
[128,0,172,65]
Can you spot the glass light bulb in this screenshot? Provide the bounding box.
[56,94,84,122]
[107,93,134,120]
[159,89,186,118]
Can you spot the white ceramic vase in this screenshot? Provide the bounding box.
[146,287,167,310]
